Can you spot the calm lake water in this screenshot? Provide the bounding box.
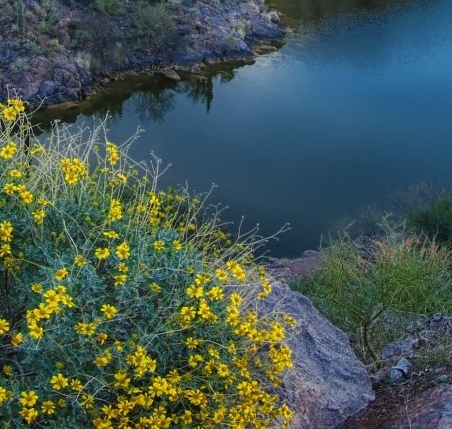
[36,0,452,258]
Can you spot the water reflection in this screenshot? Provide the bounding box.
[33,0,452,258]
[33,0,420,129]
[32,65,240,131]
[132,88,177,123]
[268,0,413,21]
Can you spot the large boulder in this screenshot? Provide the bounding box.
[263,282,375,428]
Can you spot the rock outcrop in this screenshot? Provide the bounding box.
[0,0,285,106]
[263,282,375,428]
[266,250,323,283]
[265,251,452,429]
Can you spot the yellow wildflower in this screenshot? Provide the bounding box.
[8,98,25,112]
[32,209,46,225]
[0,220,13,242]
[115,241,130,259]
[103,230,119,239]
[2,107,17,121]
[50,373,69,390]
[153,240,165,252]
[0,243,11,257]
[8,169,23,178]
[55,267,68,281]
[19,390,39,407]
[2,365,13,376]
[113,274,127,286]
[42,400,56,415]
[0,318,10,334]
[70,378,83,391]
[11,332,23,346]
[188,354,203,367]
[95,247,110,260]
[97,332,108,345]
[106,142,120,165]
[100,304,118,319]
[172,239,182,251]
[19,407,39,423]
[3,183,17,194]
[186,284,203,299]
[20,189,33,204]
[28,323,44,339]
[0,386,10,406]
[108,198,122,221]
[74,255,87,266]
[114,370,131,389]
[75,322,97,336]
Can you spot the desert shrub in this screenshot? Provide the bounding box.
[406,192,452,246]
[129,2,175,52]
[9,57,30,74]
[46,38,65,54]
[13,0,25,42]
[233,18,250,40]
[68,15,124,72]
[70,27,92,49]
[294,221,452,363]
[20,40,42,56]
[0,99,294,428]
[96,0,122,16]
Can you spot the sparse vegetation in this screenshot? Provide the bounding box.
[129,2,175,53]
[95,0,122,16]
[293,217,452,365]
[406,191,452,246]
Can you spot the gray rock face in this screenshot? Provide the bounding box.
[263,282,375,428]
[0,0,284,106]
[2,52,91,106]
[266,251,323,283]
[168,0,282,65]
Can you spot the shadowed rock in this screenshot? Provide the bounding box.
[262,282,375,428]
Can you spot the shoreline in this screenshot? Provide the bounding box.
[0,0,288,108]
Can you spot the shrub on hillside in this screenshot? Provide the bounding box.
[129,2,175,53]
[95,0,122,15]
[0,99,294,428]
[294,223,452,363]
[406,192,452,246]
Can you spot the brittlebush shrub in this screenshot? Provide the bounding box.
[0,99,295,428]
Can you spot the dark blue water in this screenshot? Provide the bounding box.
[37,0,452,257]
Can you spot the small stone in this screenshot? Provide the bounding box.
[394,357,412,376]
[433,313,443,322]
[390,367,405,385]
[390,357,412,384]
[438,375,451,384]
[162,68,181,81]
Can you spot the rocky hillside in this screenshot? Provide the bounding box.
[0,0,284,105]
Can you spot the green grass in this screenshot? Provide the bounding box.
[292,219,452,365]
